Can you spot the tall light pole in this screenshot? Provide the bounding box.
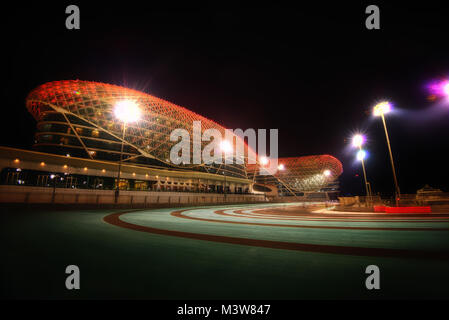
[373,101,400,206]
[323,169,332,201]
[278,163,285,195]
[259,156,270,201]
[219,139,233,201]
[356,149,371,201]
[50,173,60,203]
[114,100,141,203]
[352,134,371,202]
[260,156,269,185]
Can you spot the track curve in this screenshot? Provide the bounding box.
[103,204,449,261]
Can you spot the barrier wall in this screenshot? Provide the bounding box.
[339,194,449,207]
[374,205,432,213]
[0,185,266,206]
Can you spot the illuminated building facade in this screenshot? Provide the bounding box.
[0,80,343,197]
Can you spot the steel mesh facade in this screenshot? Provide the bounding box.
[26,80,247,177]
[275,155,343,192]
[248,155,343,192]
[26,80,343,192]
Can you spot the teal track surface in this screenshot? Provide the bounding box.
[1,203,449,299]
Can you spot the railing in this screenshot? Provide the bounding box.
[0,181,250,195]
[0,185,266,206]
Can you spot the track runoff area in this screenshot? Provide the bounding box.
[2,202,449,299]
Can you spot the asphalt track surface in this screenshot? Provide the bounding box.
[2,203,449,299]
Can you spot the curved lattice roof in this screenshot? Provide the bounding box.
[275,155,343,191]
[26,80,249,176]
[248,155,343,192]
[26,80,343,191]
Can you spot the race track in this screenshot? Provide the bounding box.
[105,204,449,260]
[2,203,449,299]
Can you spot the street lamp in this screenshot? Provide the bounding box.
[258,156,271,199]
[114,100,141,203]
[219,139,233,200]
[352,134,365,148]
[260,156,269,166]
[352,134,371,201]
[427,79,449,99]
[50,173,61,203]
[444,82,449,96]
[373,101,400,206]
[356,149,366,161]
[276,164,286,196]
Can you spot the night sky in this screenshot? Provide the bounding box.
[4,2,449,196]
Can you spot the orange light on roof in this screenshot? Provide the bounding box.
[40,162,45,166]
[63,164,68,169]
[14,158,20,163]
